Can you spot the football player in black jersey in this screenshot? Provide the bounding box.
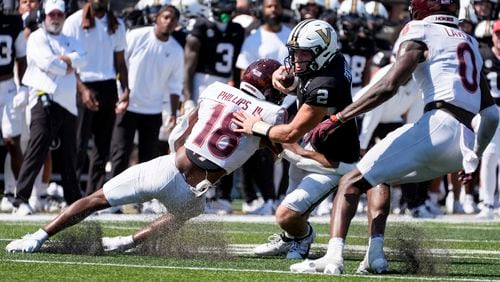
[233,19,360,260]
[0,3,28,212]
[183,0,245,109]
[337,0,377,97]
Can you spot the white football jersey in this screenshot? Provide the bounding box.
[185,82,286,173]
[394,15,484,114]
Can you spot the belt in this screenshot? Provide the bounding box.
[424,101,474,130]
[494,97,500,106]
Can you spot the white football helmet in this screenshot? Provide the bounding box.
[365,1,388,20]
[337,0,367,18]
[171,0,209,18]
[286,19,339,75]
[474,19,493,38]
[459,4,478,24]
[135,0,171,10]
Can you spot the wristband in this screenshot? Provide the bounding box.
[251,120,273,138]
[330,112,345,124]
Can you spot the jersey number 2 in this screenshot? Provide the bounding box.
[193,104,241,159]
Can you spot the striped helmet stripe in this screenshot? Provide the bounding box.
[289,19,315,46]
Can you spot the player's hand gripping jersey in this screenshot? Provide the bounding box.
[185,82,286,173]
[394,16,483,114]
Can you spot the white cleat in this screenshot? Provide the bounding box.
[324,262,344,275]
[290,259,319,273]
[13,203,34,216]
[253,233,294,256]
[101,236,135,252]
[475,207,494,220]
[5,234,44,253]
[1,196,14,212]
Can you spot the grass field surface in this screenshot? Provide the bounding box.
[1,214,499,281]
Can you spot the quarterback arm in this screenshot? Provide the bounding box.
[233,103,327,143]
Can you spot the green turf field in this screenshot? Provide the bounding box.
[1,216,499,281]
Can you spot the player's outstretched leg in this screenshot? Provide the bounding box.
[6,190,111,253]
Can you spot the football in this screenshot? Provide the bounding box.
[281,74,296,88]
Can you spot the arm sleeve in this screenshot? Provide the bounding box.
[28,33,67,76]
[66,37,88,69]
[14,31,27,58]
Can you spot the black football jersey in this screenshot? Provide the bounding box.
[190,18,245,78]
[480,47,500,99]
[298,55,360,163]
[340,36,377,95]
[0,14,24,76]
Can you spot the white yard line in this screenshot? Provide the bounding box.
[1,213,500,225]
[3,259,496,281]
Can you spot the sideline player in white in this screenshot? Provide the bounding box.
[110,5,183,181]
[0,3,28,212]
[5,59,287,253]
[288,0,499,275]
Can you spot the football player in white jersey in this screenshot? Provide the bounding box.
[287,0,499,275]
[5,59,287,254]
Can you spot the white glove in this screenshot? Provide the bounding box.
[183,99,196,114]
[12,86,29,109]
[101,235,135,252]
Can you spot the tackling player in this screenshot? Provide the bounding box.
[293,0,499,274]
[5,59,287,254]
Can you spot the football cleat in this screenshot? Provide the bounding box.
[357,240,388,274]
[287,226,315,259]
[5,233,45,253]
[324,262,344,274]
[13,203,34,216]
[290,259,319,273]
[102,236,135,252]
[253,233,294,256]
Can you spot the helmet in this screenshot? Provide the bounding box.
[337,0,367,36]
[459,4,478,24]
[291,0,339,21]
[171,0,209,18]
[337,0,367,18]
[136,0,170,10]
[365,1,388,32]
[365,1,388,20]
[474,19,493,38]
[206,0,236,23]
[240,59,285,105]
[285,19,338,76]
[409,0,459,20]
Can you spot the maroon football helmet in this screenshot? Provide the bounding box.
[409,0,458,20]
[240,59,286,105]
